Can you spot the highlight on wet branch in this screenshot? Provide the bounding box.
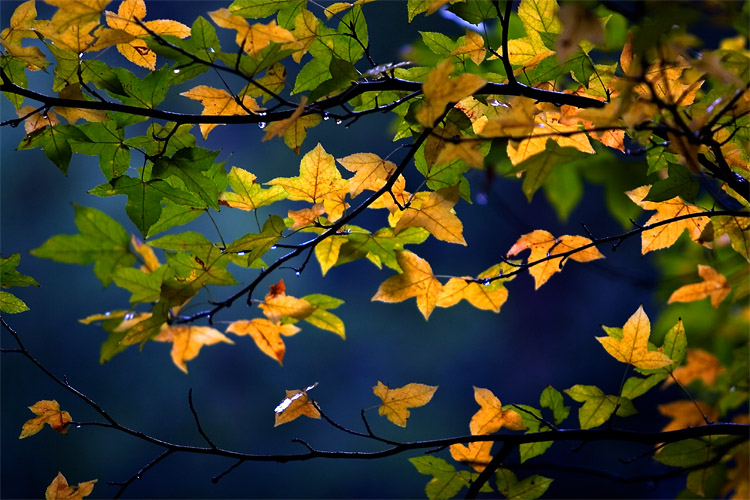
[0,0,748,498]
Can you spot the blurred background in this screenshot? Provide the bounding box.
[0,1,735,498]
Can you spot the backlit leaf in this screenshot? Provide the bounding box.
[209,8,298,57]
[371,250,443,320]
[267,143,349,206]
[417,60,486,126]
[664,349,725,388]
[259,279,315,322]
[658,400,718,432]
[0,291,29,313]
[436,263,515,313]
[596,306,673,370]
[45,472,97,500]
[338,152,397,198]
[227,318,300,365]
[564,385,635,429]
[219,167,288,211]
[273,383,320,426]
[410,456,490,500]
[373,381,437,427]
[449,441,493,472]
[668,265,730,308]
[153,325,234,373]
[19,400,71,438]
[469,386,525,435]
[495,468,553,500]
[181,85,262,139]
[394,185,466,245]
[1,253,39,288]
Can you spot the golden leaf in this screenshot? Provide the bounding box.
[55,84,110,124]
[259,279,315,322]
[290,9,318,63]
[226,318,300,365]
[45,472,97,500]
[394,185,466,245]
[153,325,234,373]
[288,203,325,230]
[274,383,320,426]
[596,306,673,370]
[469,387,526,435]
[371,250,443,320]
[506,111,595,165]
[658,400,717,433]
[663,348,725,388]
[556,3,604,62]
[437,263,515,313]
[267,143,349,204]
[19,400,72,438]
[218,166,288,211]
[209,8,298,57]
[450,30,486,65]
[131,235,160,272]
[373,381,437,427]
[668,265,730,308]
[180,85,262,139]
[263,96,307,144]
[417,60,486,126]
[17,106,60,134]
[449,441,494,472]
[338,152,397,198]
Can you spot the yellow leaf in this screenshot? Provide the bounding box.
[131,235,160,272]
[663,348,725,388]
[0,39,49,69]
[274,383,320,426]
[19,400,72,438]
[469,387,526,435]
[153,325,233,373]
[434,141,485,169]
[55,84,110,124]
[290,9,318,63]
[504,36,555,70]
[315,234,348,276]
[283,114,322,155]
[518,0,561,38]
[417,60,486,126]
[506,230,603,289]
[658,400,717,433]
[218,166,288,211]
[450,30,486,65]
[437,263,515,313]
[263,96,307,144]
[209,8,298,57]
[267,143,349,204]
[372,381,437,427]
[180,85,262,139]
[227,318,300,365]
[394,185,466,245]
[17,106,59,134]
[371,250,443,320]
[288,203,325,230]
[45,472,97,500]
[626,185,710,253]
[259,279,315,322]
[477,96,537,138]
[1,0,39,46]
[506,111,595,165]
[722,441,750,500]
[668,265,730,308]
[338,152,397,198]
[556,3,604,62]
[45,0,109,33]
[323,0,374,19]
[449,441,494,472]
[596,306,673,370]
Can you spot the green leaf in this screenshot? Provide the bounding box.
[447,1,498,24]
[564,385,623,429]
[152,147,221,209]
[513,140,587,202]
[335,227,430,271]
[1,254,39,288]
[69,121,130,180]
[229,0,289,18]
[17,126,72,174]
[191,16,221,54]
[293,53,332,95]
[621,373,667,399]
[300,294,346,338]
[646,144,679,175]
[643,163,699,203]
[147,201,204,238]
[420,31,458,56]
[656,439,716,467]
[636,318,687,376]
[1,56,28,108]
[120,302,170,346]
[0,291,29,313]
[519,441,554,464]
[217,44,296,78]
[540,385,569,425]
[30,204,136,287]
[219,166,287,211]
[409,456,488,500]
[149,232,217,253]
[111,66,171,108]
[495,468,553,499]
[543,158,583,221]
[225,215,286,265]
[112,267,166,303]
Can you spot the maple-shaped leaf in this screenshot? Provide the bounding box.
[668,265,730,308]
[55,84,110,124]
[219,167,288,211]
[267,143,349,208]
[181,86,262,139]
[450,30,487,65]
[225,215,286,266]
[227,318,300,364]
[209,8,298,57]
[337,152,397,198]
[449,441,493,472]
[506,230,603,289]
[506,111,595,166]
[19,400,71,439]
[477,96,537,138]
[153,325,234,373]
[263,96,309,150]
[45,472,97,500]
[663,348,725,388]
[259,279,315,322]
[274,383,320,426]
[417,60,486,126]
[658,400,718,433]
[288,203,325,230]
[712,215,750,262]
[394,185,467,245]
[495,468,553,500]
[371,250,443,320]
[469,387,526,435]
[564,385,636,429]
[314,233,348,276]
[17,106,60,134]
[45,0,108,33]
[1,253,39,289]
[596,306,673,370]
[556,3,604,62]
[626,185,710,253]
[437,263,515,313]
[410,456,492,500]
[373,381,437,427]
[105,0,190,69]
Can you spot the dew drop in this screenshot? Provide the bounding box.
[104,311,111,316]
[483,280,491,287]
[323,113,330,121]
[208,47,215,53]
[237,251,245,256]
[258,122,267,129]
[257,111,267,117]
[124,312,134,320]
[9,121,18,128]
[295,271,301,276]
[270,245,277,250]
[173,68,180,74]
[335,119,343,125]
[75,425,82,429]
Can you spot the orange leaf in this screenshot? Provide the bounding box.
[153,325,234,373]
[45,472,97,500]
[209,8,298,57]
[450,29,486,65]
[263,96,307,144]
[371,250,443,320]
[668,265,730,308]
[506,230,603,289]
[626,185,710,253]
[288,203,325,230]
[267,143,349,206]
[17,106,59,134]
[372,381,437,427]
[658,400,717,433]
[417,60,486,126]
[394,185,466,245]
[227,318,300,365]
[449,441,494,472]
[131,235,160,272]
[180,86,262,139]
[337,152,397,198]
[506,111,595,165]
[437,263,515,313]
[663,348,725,388]
[469,387,525,435]
[596,306,673,370]
[19,400,72,438]
[259,280,315,322]
[274,383,320,426]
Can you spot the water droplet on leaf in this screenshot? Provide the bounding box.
[258,122,267,129]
